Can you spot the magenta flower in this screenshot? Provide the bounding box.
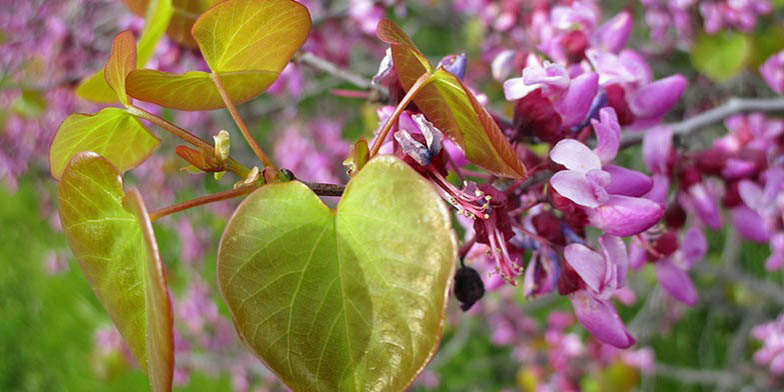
[564,235,636,348]
[550,108,662,236]
[760,50,784,95]
[504,59,599,133]
[752,313,784,375]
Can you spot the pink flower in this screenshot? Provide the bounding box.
[550,109,663,236]
[760,50,784,95]
[564,235,636,348]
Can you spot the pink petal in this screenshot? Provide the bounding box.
[680,227,707,266]
[642,126,672,175]
[556,72,599,128]
[629,74,687,121]
[569,290,636,348]
[730,206,771,243]
[604,165,653,197]
[551,170,602,208]
[592,107,621,164]
[687,183,722,229]
[599,234,628,287]
[564,243,606,293]
[550,139,602,172]
[588,195,664,236]
[596,11,633,53]
[504,77,539,101]
[655,259,698,305]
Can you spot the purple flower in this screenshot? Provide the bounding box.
[564,235,636,348]
[549,109,663,236]
[752,313,784,375]
[760,50,784,95]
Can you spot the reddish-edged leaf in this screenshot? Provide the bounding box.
[125,70,278,111]
[104,30,137,106]
[127,0,311,110]
[77,0,173,104]
[57,152,173,392]
[377,19,526,179]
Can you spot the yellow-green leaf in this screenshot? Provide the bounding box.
[125,69,279,111]
[218,155,457,391]
[58,152,173,392]
[104,30,137,106]
[377,18,527,179]
[49,108,160,179]
[126,0,311,110]
[192,0,310,73]
[76,0,173,104]
[429,69,527,178]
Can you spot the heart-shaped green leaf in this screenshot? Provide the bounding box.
[126,70,278,111]
[104,30,137,106]
[57,152,173,392]
[127,0,311,110]
[377,19,527,179]
[76,0,173,104]
[49,107,160,180]
[218,155,457,391]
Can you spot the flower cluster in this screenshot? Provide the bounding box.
[641,0,773,48]
[752,313,784,375]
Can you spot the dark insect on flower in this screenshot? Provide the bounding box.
[454,265,485,311]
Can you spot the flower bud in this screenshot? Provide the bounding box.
[213,130,230,162]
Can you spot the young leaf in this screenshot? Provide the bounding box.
[76,0,173,104]
[218,155,457,391]
[57,152,173,392]
[377,19,526,179]
[126,70,278,111]
[49,108,160,179]
[429,68,527,179]
[104,30,137,106]
[127,0,311,110]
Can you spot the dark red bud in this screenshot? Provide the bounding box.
[532,211,566,246]
[679,166,702,190]
[605,85,635,126]
[513,89,564,144]
[562,30,589,63]
[723,181,743,208]
[664,202,687,229]
[694,148,726,175]
[557,261,583,295]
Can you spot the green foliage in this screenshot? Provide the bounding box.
[218,156,457,391]
[127,0,311,110]
[49,108,160,179]
[691,31,752,82]
[57,153,174,392]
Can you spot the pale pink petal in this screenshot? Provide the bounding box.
[592,107,621,164]
[564,243,606,293]
[550,139,602,172]
[551,170,602,208]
